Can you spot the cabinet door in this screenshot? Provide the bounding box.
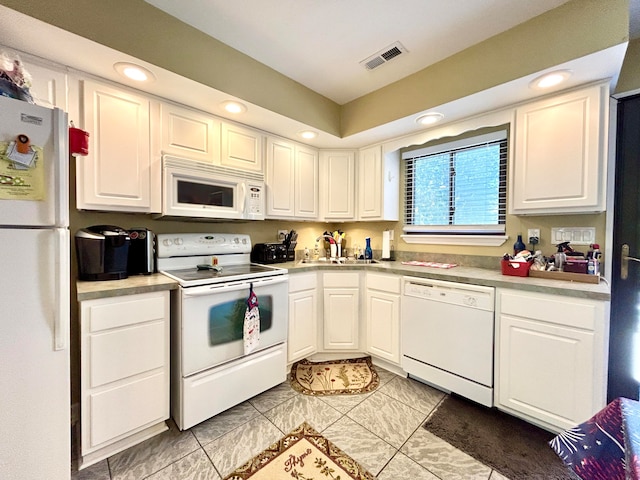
[266,137,295,218]
[160,103,220,164]
[511,83,608,214]
[320,150,356,220]
[358,145,382,219]
[24,60,67,110]
[323,287,359,350]
[365,290,400,363]
[77,79,152,211]
[495,289,608,431]
[288,289,318,362]
[295,145,319,218]
[220,122,264,172]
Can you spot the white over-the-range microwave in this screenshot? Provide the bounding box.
[156,155,265,221]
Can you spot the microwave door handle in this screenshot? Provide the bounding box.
[240,182,247,215]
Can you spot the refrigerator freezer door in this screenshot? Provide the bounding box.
[0,96,69,228]
[0,228,70,480]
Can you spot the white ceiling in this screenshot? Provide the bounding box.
[145,0,573,104]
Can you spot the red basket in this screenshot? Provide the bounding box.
[501,259,532,277]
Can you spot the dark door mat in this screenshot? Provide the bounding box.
[424,395,577,479]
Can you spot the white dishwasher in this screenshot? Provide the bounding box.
[401,276,495,406]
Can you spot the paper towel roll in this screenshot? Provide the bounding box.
[382,231,391,259]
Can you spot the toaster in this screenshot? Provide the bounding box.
[251,242,288,264]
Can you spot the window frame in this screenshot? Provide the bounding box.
[401,129,509,246]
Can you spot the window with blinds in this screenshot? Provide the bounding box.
[402,130,507,235]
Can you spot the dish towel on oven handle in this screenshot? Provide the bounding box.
[243,283,260,355]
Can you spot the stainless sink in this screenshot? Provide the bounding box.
[298,258,379,266]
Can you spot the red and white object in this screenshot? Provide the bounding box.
[0,96,70,479]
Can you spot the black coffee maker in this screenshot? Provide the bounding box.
[75,225,130,281]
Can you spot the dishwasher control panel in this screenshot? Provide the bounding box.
[402,276,495,311]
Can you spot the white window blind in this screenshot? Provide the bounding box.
[402,130,507,236]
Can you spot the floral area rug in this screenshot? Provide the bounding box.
[223,422,374,480]
[289,357,379,396]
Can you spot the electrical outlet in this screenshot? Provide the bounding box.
[277,230,288,241]
[527,228,540,243]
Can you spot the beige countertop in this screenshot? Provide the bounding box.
[76,261,611,302]
[76,273,178,301]
[282,260,611,301]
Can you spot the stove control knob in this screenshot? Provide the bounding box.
[162,238,172,246]
[242,238,248,244]
[174,238,183,246]
[233,237,239,244]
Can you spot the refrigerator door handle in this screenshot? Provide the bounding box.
[55,229,70,351]
[53,108,69,227]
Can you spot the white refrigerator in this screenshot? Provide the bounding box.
[0,96,70,479]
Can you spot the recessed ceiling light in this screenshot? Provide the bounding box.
[530,70,572,90]
[113,62,155,82]
[220,101,247,114]
[416,112,444,126]
[297,130,318,140]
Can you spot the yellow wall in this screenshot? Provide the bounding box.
[0,0,629,138]
[616,37,640,95]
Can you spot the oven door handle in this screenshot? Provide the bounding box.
[182,275,288,297]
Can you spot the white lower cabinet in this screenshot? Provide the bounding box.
[495,288,609,432]
[365,273,401,364]
[323,272,360,350]
[79,291,170,468]
[288,273,318,363]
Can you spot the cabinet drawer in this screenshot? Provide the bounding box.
[86,293,167,333]
[289,273,317,293]
[88,372,166,448]
[367,273,400,293]
[499,290,600,330]
[89,321,165,388]
[323,272,359,288]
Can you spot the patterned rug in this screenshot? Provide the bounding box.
[289,356,379,396]
[223,422,374,479]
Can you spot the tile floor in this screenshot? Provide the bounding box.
[72,368,511,480]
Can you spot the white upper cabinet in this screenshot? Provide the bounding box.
[510,82,609,214]
[295,144,319,218]
[357,145,399,221]
[320,150,356,221]
[220,122,264,172]
[159,102,220,164]
[266,137,295,217]
[265,137,318,219]
[76,79,156,212]
[23,60,68,111]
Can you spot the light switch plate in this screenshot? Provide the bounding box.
[551,227,596,246]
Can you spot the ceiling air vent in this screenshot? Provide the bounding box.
[360,41,408,71]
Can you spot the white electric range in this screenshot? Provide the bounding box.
[157,233,289,430]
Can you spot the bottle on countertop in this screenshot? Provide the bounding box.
[364,237,373,260]
[513,234,526,255]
